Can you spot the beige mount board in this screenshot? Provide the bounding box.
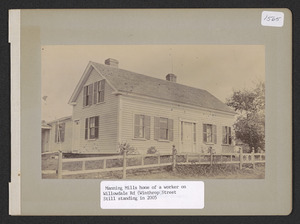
[9,9,292,215]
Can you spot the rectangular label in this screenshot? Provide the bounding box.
[101,181,204,209]
[261,11,284,27]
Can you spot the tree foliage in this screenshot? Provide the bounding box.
[226,82,265,151]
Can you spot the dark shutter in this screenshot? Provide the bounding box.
[85,118,88,139]
[134,114,140,138]
[154,117,160,140]
[95,116,99,139]
[88,84,93,105]
[60,123,65,142]
[145,115,150,140]
[228,127,232,145]
[55,124,58,143]
[100,80,105,102]
[83,86,87,106]
[213,125,217,144]
[94,82,98,104]
[168,118,173,141]
[203,124,207,143]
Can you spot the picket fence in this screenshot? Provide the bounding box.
[42,150,265,179]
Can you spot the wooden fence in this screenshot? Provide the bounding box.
[42,150,265,179]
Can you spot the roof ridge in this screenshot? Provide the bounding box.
[90,61,210,94]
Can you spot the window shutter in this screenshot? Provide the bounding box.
[60,123,65,142]
[55,124,58,143]
[85,118,88,139]
[83,86,87,107]
[145,115,150,140]
[203,124,207,143]
[154,117,160,140]
[168,118,173,141]
[94,82,98,104]
[100,80,105,102]
[228,127,232,145]
[95,116,99,139]
[88,84,93,105]
[213,125,217,144]
[134,114,140,138]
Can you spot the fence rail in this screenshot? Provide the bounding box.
[42,150,265,179]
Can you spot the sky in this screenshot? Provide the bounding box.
[41,45,265,122]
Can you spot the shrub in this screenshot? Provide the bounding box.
[119,142,139,155]
[147,146,157,154]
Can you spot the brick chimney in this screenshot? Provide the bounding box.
[166,73,177,83]
[105,58,119,68]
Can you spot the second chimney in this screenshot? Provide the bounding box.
[166,73,177,83]
[105,58,119,68]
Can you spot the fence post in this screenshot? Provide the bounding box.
[252,150,255,169]
[122,150,127,179]
[57,150,62,179]
[210,151,213,167]
[239,148,243,170]
[157,154,161,165]
[172,145,177,171]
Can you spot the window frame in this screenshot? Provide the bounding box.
[85,116,99,140]
[83,84,93,107]
[203,123,217,144]
[154,117,173,141]
[222,126,232,145]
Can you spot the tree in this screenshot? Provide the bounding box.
[226,82,265,152]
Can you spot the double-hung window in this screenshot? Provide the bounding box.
[203,124,217,144]
[85,116,99,140]
[134,114,150,139]
[222,126,232,145]
[154,117,173,141]
[83,84,93,106]
[94,80,105,104]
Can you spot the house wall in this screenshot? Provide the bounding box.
[48,119,73,153]
[72,68,119,153]
[120,95,235,154]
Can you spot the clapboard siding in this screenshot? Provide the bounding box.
[72,68,119,153]
[48,118,73,153]
[120,96,235,154]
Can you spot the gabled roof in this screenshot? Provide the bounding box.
[69,61,235,114]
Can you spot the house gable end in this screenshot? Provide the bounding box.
[68,62,117,105]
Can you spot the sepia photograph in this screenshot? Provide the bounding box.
[41,45,265,180]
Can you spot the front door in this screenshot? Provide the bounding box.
[181,121,196,153]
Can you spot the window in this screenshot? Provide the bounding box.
[134,114,150,139]
[94,80,105,104]
[154,117,173,141]
[203,124,217,144]
[55,122,65,143]
[222,126,232,145]
[85,116,99,140]
[83,84,93,106]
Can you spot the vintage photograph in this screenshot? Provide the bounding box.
[41,45,265,179]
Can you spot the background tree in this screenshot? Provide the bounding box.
[226,81,265,152]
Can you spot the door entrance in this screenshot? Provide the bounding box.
[181,121,196,153]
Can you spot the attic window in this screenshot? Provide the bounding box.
[94,80,105,103]
[83,84,93,106]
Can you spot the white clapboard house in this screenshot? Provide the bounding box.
[66,58,236,154]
